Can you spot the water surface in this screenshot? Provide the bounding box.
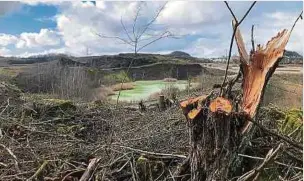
[109,80,189,102]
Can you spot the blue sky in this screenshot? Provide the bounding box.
[0,1,302,57]
[0,4,57,34]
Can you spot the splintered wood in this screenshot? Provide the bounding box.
[235,20,292,133]
[180,95,206,120]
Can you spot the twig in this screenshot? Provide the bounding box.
[118,145,187,159]
[220,1,257,95]
[61,169,85,181]
[246,116,302,150]
[0,143,20,172]
[237,143,283,181]
[290,10,303,34]
[169,168,176,181]
[238,2,257,25]
[129,156,138,181]
[27,160,49,181]
[0,162,8,167]
[0,98,10,116]
[238,154,302,170]
[251,25,255,52]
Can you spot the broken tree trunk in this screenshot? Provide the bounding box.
[177,23,292,181]
[236,22,292,133]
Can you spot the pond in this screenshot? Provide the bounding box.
[109,80,189,102]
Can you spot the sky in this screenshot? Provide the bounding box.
[0,1,303,58]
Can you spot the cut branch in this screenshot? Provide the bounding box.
[118,145,187,159]
[79,157,101,181]
[237,143,283,181]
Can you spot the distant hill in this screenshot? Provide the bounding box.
[168,51,192,58]
[6,54,73,65]
[283,50,302,58]
[281,50,302,64]
[5,52,208,68]
[3,49,301,67]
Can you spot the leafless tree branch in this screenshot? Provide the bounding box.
[132,2,144,40]
[95,32,134,46]
[137,2,168,39]
[251,25,255,53]
[121,16,134,43]
[137,31,173,52]
[220,1,257,95]
[290,10,303,34]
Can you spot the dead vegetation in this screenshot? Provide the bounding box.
[0,80,302,180]
[110,83,135,91]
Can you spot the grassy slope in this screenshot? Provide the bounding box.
[263,73,302,109]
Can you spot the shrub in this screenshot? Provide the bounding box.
[14,63,101,101]
[103,71,132,84]
[110,82,135,91]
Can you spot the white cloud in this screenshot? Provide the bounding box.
[0,34,18,46]
[16,29,61,49]
[0,47,11,55]
[239,11,303,55]
[15,47,66,57]
[21,0,64,6]
[185,37,229,58]
[158,2,223,26]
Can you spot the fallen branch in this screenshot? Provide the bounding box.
[118,145,187,159]
[238,154,302,170]
[237,143,283,181]
[0,143,20,172]
[0,98,10,116]
[79,157,101,181]
[244,115,303,150]
[27,160,49,181]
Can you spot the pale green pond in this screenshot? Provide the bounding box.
[109,80,189,102]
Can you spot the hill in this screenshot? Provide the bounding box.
[168,51,192,58]
[282,50,303,64]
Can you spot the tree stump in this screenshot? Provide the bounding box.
[177,24,293,181]
[159,95,166,111]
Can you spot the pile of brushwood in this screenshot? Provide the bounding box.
[0,81,302,181]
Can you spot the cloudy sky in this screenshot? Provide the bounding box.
[0,1,302,58]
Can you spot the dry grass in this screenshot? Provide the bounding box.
[194,74,225,92]
[110,82,135,91]
[91,86,115,101]
[163,78,177,82]
[148,85,180,100]
[263,73,302,109]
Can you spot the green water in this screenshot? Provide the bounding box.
[109,80,189,102]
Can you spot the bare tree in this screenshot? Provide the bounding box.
[95,1,178,106]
